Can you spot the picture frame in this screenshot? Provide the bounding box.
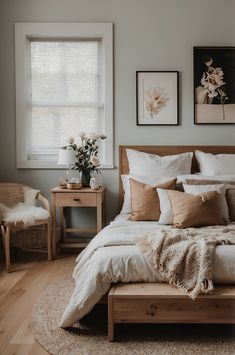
[194,46,235,125]
[136,71,179,126]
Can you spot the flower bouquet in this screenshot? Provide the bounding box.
[196,56,228,120]
[62,132,106,187]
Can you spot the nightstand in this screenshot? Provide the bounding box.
[51,187,105,257]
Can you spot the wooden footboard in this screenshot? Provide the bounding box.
[108,283,235,341]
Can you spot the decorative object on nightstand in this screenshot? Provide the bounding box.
[51,186,105,257]
[90,177,101,190]
[61,132,106,187]
[57,148,78,184]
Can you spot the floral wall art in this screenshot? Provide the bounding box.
[194,47,235,124]
[136,71,179,125]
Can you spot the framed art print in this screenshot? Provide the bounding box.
[136,71,179,126]
[194,46,235,124]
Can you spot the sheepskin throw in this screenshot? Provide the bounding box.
[138,226,235,299]
[0,188,49,225]
[3,203,49,226]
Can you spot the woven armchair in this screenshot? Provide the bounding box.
[0,183,52,272]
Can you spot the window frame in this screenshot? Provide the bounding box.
[15,22,113,169]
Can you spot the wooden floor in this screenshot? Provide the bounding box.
[0,251,76,355]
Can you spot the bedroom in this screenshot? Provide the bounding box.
[0,0,235,354]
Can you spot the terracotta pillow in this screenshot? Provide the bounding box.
[167,190,227,228]
[129,178,176,221]
[185,179,235,222]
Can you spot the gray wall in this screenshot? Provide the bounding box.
[0,0,235,223]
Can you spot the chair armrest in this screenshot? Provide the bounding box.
[37,193,51,214]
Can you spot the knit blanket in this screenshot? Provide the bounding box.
[138,226,235,299]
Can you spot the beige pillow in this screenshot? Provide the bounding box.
[185,179,235,222]
[129,178,176,221]
[227,190,235,221]
[185,178,235,186]
[167,190,227,228]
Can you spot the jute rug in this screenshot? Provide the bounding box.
[32,276,235,355]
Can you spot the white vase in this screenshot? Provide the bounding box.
[90,177,100,190]
[195,86,213,104]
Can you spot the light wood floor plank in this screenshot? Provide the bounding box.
[0,254,76,355]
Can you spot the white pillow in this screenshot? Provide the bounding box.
[195,150,235,176]
[158,184,229,225]
[24,188,39,206]
[157,188,173,225]
[126,149,193,177]
[121,174,173,214]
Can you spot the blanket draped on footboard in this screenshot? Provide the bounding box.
[138,226,235,299]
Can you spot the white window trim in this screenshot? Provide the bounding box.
[15,22,113,169]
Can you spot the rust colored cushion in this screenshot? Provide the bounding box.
[167,190,227,228]
[185,179,235,222]
[129,178,176,221]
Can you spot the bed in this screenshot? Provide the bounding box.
[60,145,235,329]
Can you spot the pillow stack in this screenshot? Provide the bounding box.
[121,148,235,227]
[129,178,176,221]
[121,149,193,221]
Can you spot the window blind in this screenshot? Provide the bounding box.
[29,40,103,159]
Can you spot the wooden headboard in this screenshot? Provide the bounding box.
[119,145,235,207]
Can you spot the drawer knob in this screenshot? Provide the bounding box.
[73,198,80,202]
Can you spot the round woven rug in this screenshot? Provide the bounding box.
[32,276,235,355]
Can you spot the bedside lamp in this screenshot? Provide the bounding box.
[57,149,78,183]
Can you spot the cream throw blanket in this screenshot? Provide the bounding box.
[138,226,235,299]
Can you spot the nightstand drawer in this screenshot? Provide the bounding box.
[55,192,96,207]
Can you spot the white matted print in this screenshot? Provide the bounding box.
[136,71,179,125]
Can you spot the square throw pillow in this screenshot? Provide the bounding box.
[184,179,235,222]
[24,187,40,206]
[227,189,235,222]
[183,184,229,223]
[126,149,193,177]
[167,190,227,228]
[157,188,174,225]
[121,174,174,214]
[129,178,176,221]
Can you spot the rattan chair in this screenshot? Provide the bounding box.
[0,183,52,272]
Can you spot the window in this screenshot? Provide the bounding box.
[15,23,113,168]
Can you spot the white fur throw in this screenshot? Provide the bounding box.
[3,203,49,226]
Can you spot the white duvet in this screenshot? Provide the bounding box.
[60,215,235,327]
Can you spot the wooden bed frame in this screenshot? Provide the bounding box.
[108,145,235,341]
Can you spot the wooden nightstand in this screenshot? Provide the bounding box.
[51,187,105,257]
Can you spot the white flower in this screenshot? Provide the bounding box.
[78,131,86,140]
[90,156,100,167]
[201,67,225,96]
[86,132,100,140]
[67,136,74,144]
[145,87,169,117]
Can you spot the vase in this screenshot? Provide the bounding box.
[82,171,91,187]
[90,177,100,190]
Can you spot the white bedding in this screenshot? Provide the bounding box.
[60,215,235,327]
